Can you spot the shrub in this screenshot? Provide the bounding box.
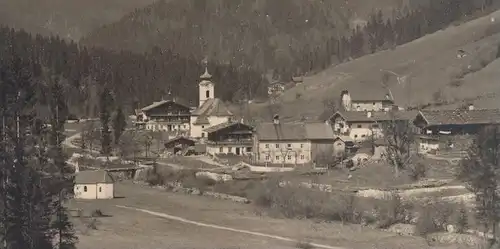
[454,201,469,233]
[415,202,454,236]
[91,209,104,217]
[374,192,411,228]
[296,241,314,249]
[409,161,427,181]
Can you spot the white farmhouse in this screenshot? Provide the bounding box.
[190,66,233,138]
[74,170,114,199]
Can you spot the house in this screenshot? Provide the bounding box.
[254,117,337,165]
[329,110,416,142]
[333,136,355,157]
[413,106,500,135]
[340,88,394,112]
[417,135,440,154]
[190,67,234,138]
[74,170,114,199]
[204,121,254,156]
[140,96,191,134]
[164,136,196,155]
[268,81,285,96]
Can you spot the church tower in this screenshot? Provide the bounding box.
[199,59,214,107]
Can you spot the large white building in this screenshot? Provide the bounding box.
[190,67,234,139]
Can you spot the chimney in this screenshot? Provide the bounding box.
[367,111,372,118]
[273,114,280,125]
[468,103,475,111]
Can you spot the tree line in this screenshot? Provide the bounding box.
[81,0,500,81]
[0,27,268,118]
[0,54,77,248]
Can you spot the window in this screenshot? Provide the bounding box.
[276,156,280,160]
[275,144,279,148]
[201,132,205,138]
[373,102,376,105]
[83,186,87,192]
[337,143,342,146]
[357,125,362,128]
[265,155,270,160]
[300,155,305,160]
[201,125,205,128]
[246,147,252,152]
[287,144,292,148]
[287,155,292,160]
[219,147,223,153]
[205,90,210,98]
[300,144,304,148]
[372,124,379,128]
[354,135,358,138]
[99,187,102,192]
[265,144,269,148]
[228,147,232,153]
[361,135,366,138]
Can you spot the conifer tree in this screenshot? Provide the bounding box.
[112,106,127,145]
[458,125,500,241]
[46,76,77,249]
[99,87,113,156]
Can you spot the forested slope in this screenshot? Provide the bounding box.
[0,27,266,118]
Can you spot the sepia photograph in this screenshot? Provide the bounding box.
[1,0,500,248]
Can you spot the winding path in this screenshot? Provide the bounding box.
[116,205,346,249]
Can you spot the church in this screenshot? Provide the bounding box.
[189,65,234,139]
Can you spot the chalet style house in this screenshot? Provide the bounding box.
[254,116,338,166]
[204,121,254,156]
[329,110,416,142]
[413,106,500,136]
[340,88,394,112]
[190,67,234,138]
[139,97,191,135]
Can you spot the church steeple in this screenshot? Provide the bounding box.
[199,57,214,107]
[200,57,212,80]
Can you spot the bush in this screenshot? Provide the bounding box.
[91,209,104,217]
[296,241,314,249]
[374,192,412,228]
[415,202,454,236]
[453,201,469,234]
[409,161,427,181]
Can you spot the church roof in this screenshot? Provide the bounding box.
[192,98,233,117]
[140,97,191,112]
[75,170,114,184]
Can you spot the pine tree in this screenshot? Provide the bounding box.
[47,76,78,249]
[0,57,55,249]
[458,125,500,241]
[112,106,127,145]
[99,87,113,156]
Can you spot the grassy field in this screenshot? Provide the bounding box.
[244,10,500,122]
[69,181,461,249]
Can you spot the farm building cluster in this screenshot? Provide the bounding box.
[133,66,500,167]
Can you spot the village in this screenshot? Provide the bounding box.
[65,62,500,249]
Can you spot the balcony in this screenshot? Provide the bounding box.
[206,138,253,145]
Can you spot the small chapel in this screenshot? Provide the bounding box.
[189,62,234,138]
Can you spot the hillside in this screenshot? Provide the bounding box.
[246,10,500,122]
[0,0,158,39]
[81,0,426,79]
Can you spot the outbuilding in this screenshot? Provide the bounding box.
[74,170,115,199]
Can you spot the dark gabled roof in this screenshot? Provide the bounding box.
[256,122,336,141]
[417,109,500,126]
[164,136,195,145]
[331,111,417,123]
[192,98,233,117]
[141,97,191,112]
[203,121,253,133]
[75,170,114,184]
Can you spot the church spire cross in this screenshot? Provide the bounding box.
[200,57,212,80]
